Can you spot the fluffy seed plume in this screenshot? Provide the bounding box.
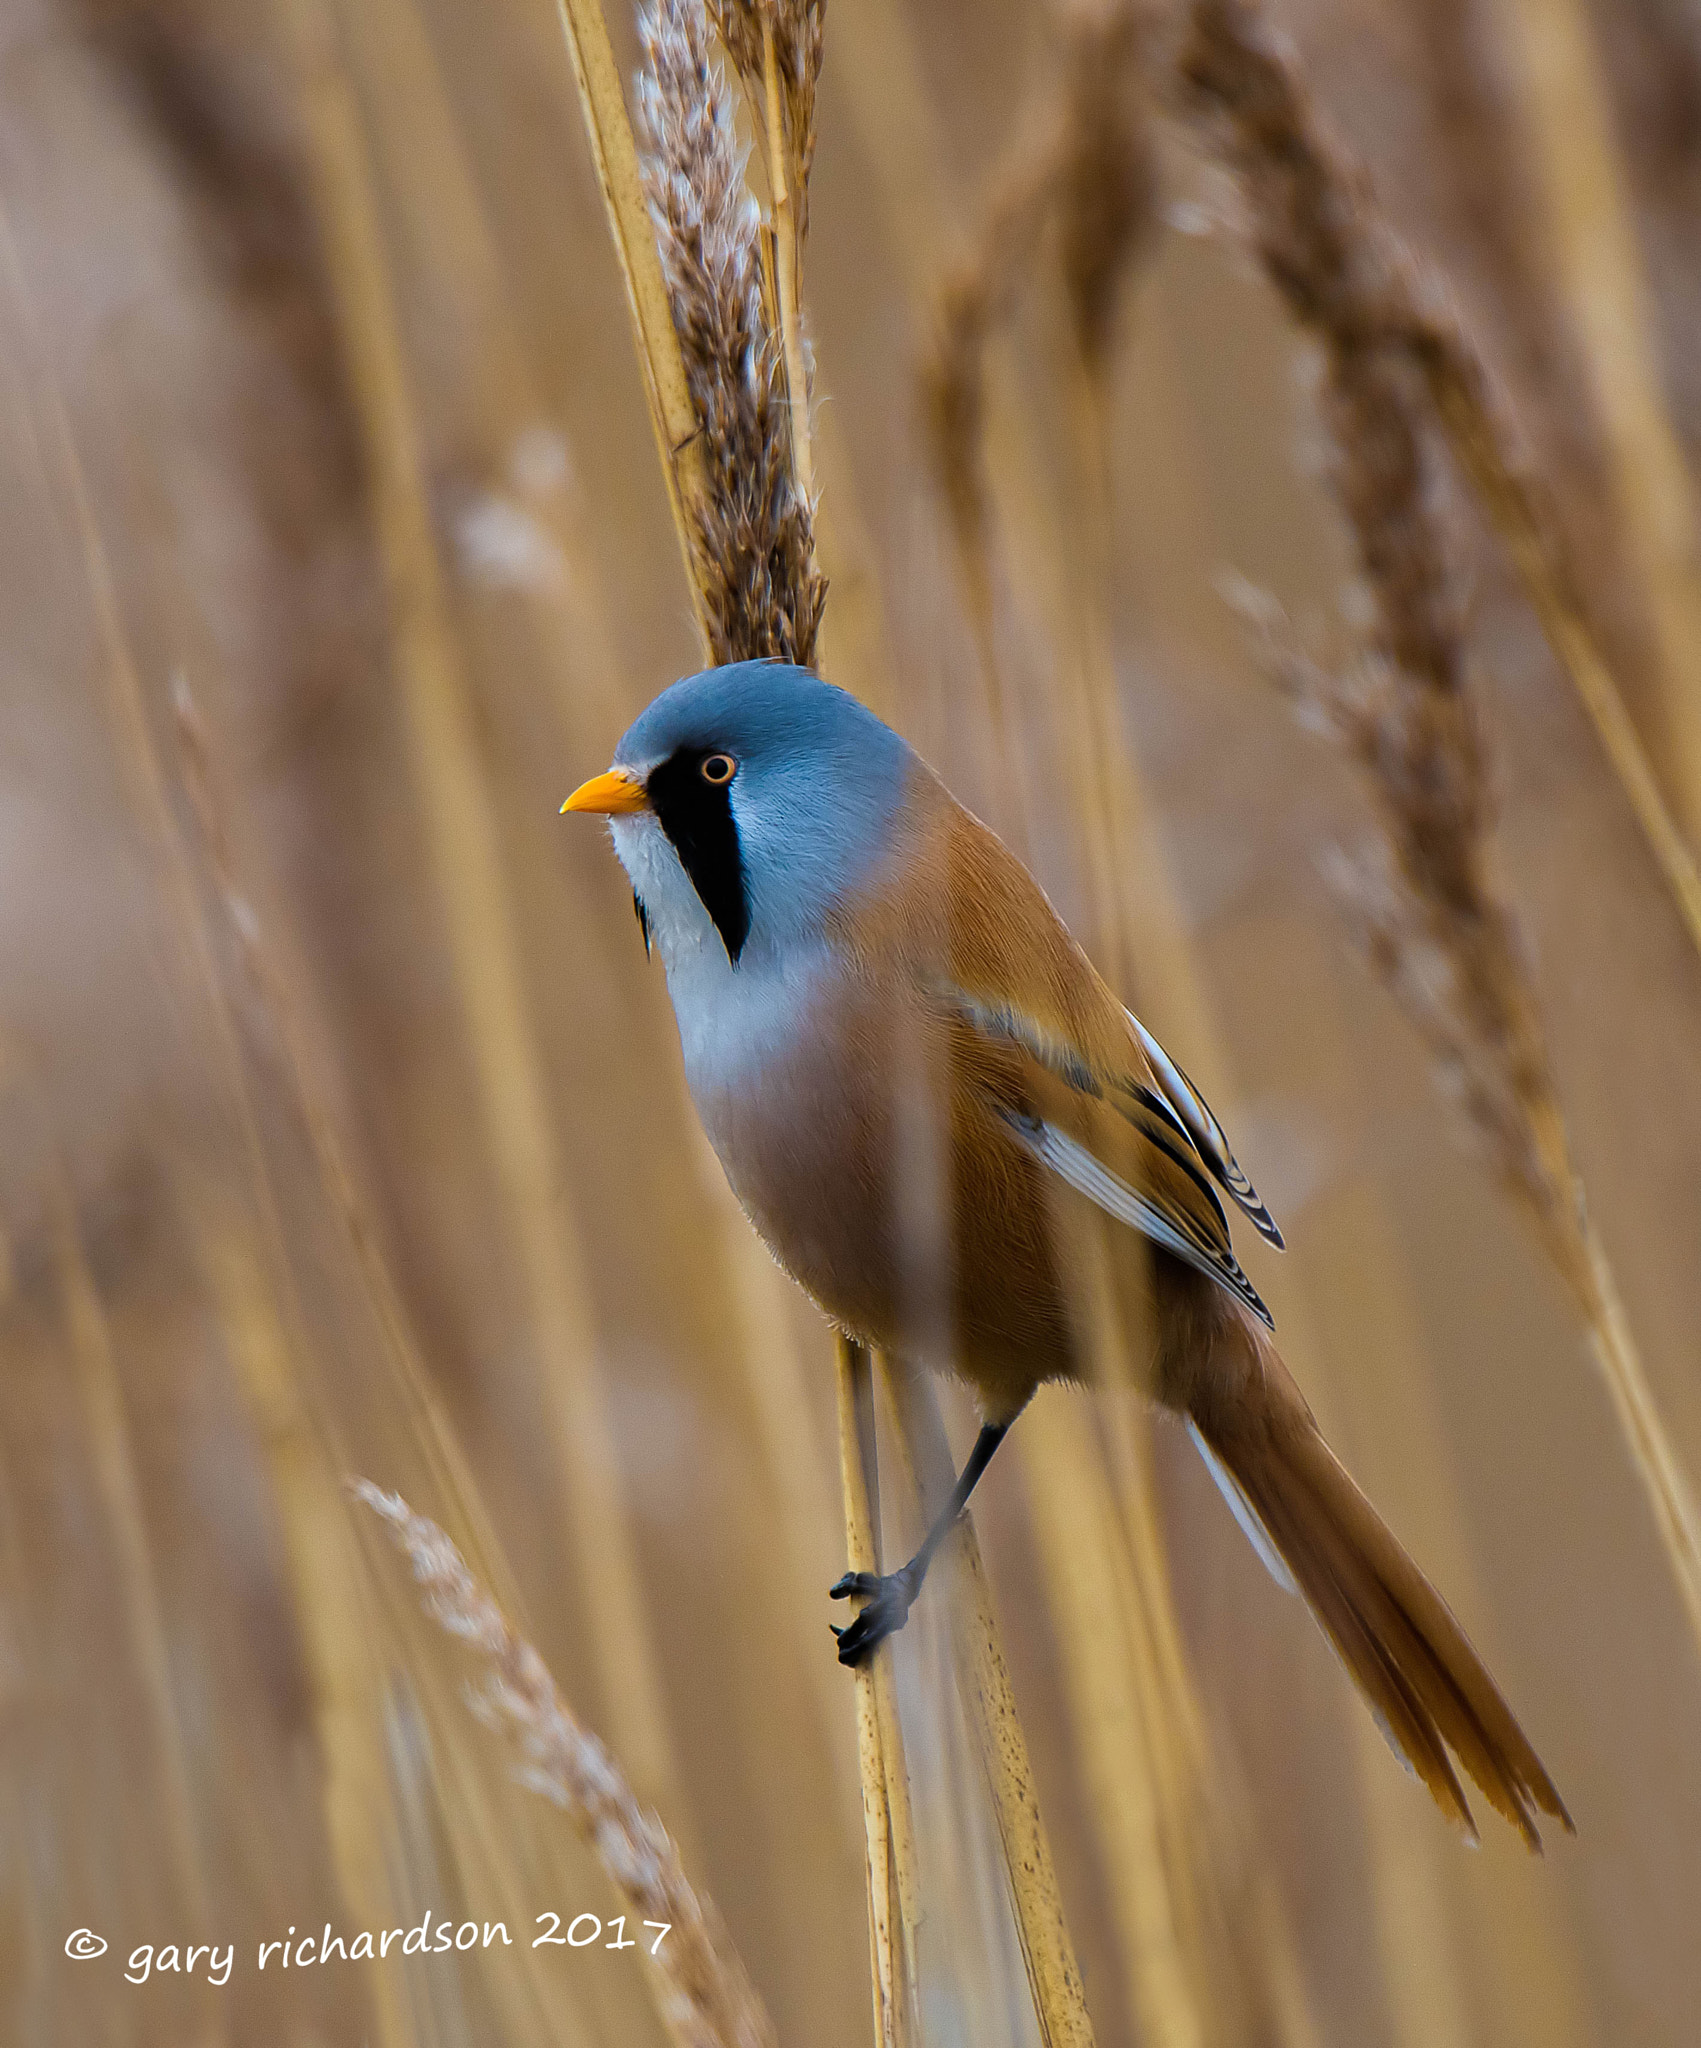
[636,0,825,666]
[1178,0,1578,1279]
[353,1483,775,2048]
[1177,0,1701,956]
[706,1,826,239]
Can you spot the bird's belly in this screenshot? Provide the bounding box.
[693,1021,1083,1417]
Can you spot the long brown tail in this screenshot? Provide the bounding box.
[1187,1335,1573,1850]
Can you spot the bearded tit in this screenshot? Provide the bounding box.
[564,661,1570,1848]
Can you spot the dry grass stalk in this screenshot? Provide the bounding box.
[922,104,1065,777]
[590,0,929,2021]
[274,0,687,1821]
[760,10,818,507]
[552,0,715,645]
[836,1338,919,2048]
[190,1204,417,2048]
[49,1166,213,1938]
[705,1,825,236]
[1,183,559,2046]
[879,1358,1096,2048]
[635,0,824,665]
[1489,0,1701,846]
[1048,0,1163,989]
[1176,0,1701,964]
[564,3,929,2029]
[1055,0,1160,385]
[630,0,926,1987]
[1191,3,1701,1656]
[169,677,528,1622]
[1021,1396,1205,2048]
[922,0,1153,808]
[354,1482,775,2048]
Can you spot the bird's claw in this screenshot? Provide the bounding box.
[828,1571,883,1601]
[828,1565,920,1666]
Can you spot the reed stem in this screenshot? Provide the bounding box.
[836,1337,919,2048]
[189,1201,416,2048]
[1021,1396,1204,2048]
[1489,0,1701,845]
[1578,1219,1701,1645]
[51,1170,212,1937]
[881,1357,1096,2048]
[762,15,815,509]
[552,0,714,646]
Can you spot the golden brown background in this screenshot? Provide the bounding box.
[2,0,1699,2042]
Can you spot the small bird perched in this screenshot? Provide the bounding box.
[564,660,1571,1849]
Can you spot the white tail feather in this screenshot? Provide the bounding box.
[1188,1418,1298,1593]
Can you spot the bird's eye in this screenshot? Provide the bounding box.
[700,752,736,786]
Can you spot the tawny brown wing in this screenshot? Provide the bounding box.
[926,798,1283,1252]
[937,984,1274,1329]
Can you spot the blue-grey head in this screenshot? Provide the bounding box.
[562,662,915,970]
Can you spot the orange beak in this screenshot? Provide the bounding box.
[561,766,649,815]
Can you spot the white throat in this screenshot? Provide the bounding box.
[608,812,832,1098]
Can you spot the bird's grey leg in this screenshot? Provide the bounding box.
[829,1420,1010,1665]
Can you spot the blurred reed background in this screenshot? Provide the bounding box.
[3,0,1701,2042]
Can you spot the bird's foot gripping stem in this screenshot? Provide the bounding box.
[826,1419,1011,1668]
[829,1561,924,1665]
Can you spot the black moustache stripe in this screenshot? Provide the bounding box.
[645,749,750,964]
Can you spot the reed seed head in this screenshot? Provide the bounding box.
[354,1482,776,2048]
[636,0,825,668]
[1189,0,1588,1284]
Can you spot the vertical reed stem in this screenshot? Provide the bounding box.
[1489,0,1701,843]
[835,1337,916,2048]
[188,1195,415,2048]
[762,15,815,509]
[881,1357,1096,2048]
[1021,1396,1204,2048]
[552,0,714,644]
[51,1172,212,1937]
[1579,1220,1701,1644]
